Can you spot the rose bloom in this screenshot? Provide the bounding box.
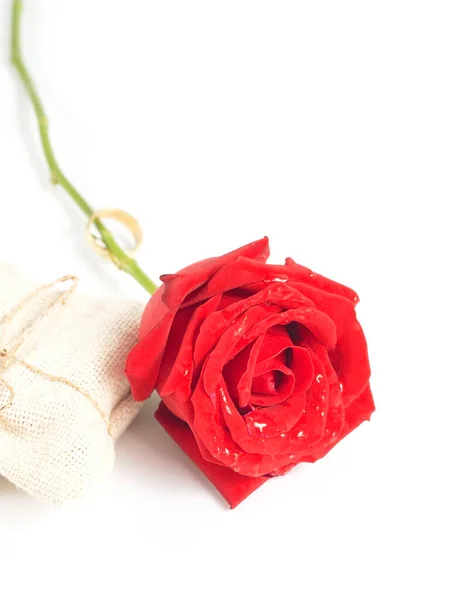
[126,238,374,507]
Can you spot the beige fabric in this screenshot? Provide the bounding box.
[0,264,143,505]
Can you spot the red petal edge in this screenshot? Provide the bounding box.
[156,402,268,509]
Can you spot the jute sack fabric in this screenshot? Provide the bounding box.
[0,265,143,505]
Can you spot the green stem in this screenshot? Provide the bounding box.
[10,0,157,295]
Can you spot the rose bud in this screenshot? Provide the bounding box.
[126,238,374,508]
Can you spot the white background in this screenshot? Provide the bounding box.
[1,1,463,598]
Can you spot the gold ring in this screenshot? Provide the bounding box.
[86,209,143,260]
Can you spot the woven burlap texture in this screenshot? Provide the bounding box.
[0,264,143,505]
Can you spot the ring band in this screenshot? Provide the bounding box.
[86,209,143,260]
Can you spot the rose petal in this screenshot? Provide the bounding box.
[199,305,280,395]
[288,346,316,396]
[249,358,296,406]
[226,350,328,456]
[156,305,197,390]
[252,345,315,401]
[193,282,315,367]
[270,463,299,476]
[155,402,267,509]
[328,321,370,407]
[217,379,249,442]
[244,393,306,437]
[343,384,375,433]
[250,370,279,395]
[161,391,194,423]
[202,303,334,407]
[256,325,293,363]
[138,283,170,339]
[298,339,346,459]
[236,385,327,457]
[284,257,359,304]
[245,307,337,350]
[292,282,370,405]
[223,336,265,405]
[191,379,277,476]
[125,306,175,401]
[217,290,252,310]
[233,337,266,408]
[182,257,290,308]
[191,378,321,476]
[303,385,374,462]
[160,295,222,400]
[161,238,270,311]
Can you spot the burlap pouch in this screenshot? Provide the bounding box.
[0,265,142,505]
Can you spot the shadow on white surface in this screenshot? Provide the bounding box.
[116,394,227,508]
[0,395,227,516]
[0,476,16,495]
[0,476,58,531]
[0,398,229,532]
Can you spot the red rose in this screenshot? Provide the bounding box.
[126,238,374,507]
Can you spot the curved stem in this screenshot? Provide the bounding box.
[10,0,157,295]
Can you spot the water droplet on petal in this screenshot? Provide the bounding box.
[254,422,267,433]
